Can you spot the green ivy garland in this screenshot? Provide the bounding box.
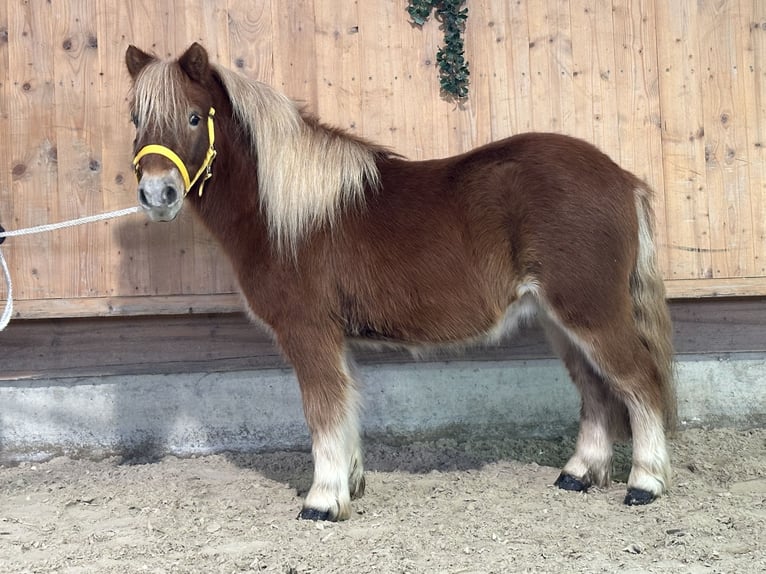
[407,0,469,100]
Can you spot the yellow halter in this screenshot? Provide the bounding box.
[132,107,218,198]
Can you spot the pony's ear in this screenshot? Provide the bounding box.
[125,45,155,80]
[178,42,210,83]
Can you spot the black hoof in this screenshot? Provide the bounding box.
[624,488,656,506]
[297,508,333,521]
[554,472,590,492]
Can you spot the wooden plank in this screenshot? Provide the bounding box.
[546,0,575,136]
[51,0,106,299]
[569,1,598,143]
[312,0,361,133]
[664,277,766,298]
[357,1,399,150]
[524,0,575,135]
[506,0,533,134]
[737,0,766,277]
[698,0,754,279]
[270,0,317,104]
[10,293,243,319]
[173,0,228,59]
[393,0,451,158]
[0,0,10,253]
[6,0,57,302]
[2,298,764,381]
[669,297,766,354]
[569,0,623,157]
[474,2,514,142]
[654,1,711,281]
[526,0,556,131]
[95,1,132,301]
[590,0,619,154]
[227,0,274,83]
[611,0,670,276]
[94,2,151,302]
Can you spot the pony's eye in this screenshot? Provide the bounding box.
[131,112,139,127]
[189,113,201,127]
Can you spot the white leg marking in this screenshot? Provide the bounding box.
[627,403,671,496]
[563,416,613,487]
[303,352,362,520]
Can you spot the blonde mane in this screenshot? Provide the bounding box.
[213,64,384,253]
[131,60,193,139]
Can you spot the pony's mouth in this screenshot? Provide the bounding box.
[141,203,182,222]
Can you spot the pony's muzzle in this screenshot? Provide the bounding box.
[137,172,185,222]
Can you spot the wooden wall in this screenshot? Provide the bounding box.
[0,1,765,319]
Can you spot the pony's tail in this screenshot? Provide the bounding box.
[630,184,677,434]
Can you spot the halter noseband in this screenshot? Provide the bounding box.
[132,107,217,198]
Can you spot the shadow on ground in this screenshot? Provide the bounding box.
[220,425,635,498]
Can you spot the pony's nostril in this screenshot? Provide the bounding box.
[138,187,149,207]
[162,186,178,205]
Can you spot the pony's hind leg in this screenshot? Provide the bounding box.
[281,332,364,521]
[541,319,629,492]
[545,314,671,504]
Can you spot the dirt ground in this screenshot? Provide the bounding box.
[1,427,764,574]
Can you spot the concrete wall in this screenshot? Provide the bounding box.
[1,353,764,463]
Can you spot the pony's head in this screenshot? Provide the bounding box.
[126,43,218,222]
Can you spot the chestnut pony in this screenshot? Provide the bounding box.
[126,43,675,521]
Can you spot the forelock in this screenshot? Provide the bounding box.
[131,60,192,137]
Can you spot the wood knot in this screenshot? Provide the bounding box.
[12,164,26,179]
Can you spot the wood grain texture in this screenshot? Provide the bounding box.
[698,1,753,280]
[0,2,10,246]
[6,1,58,302]
[0,1,765,319]
[655,1,711,281]
[612,0,670,274]
[738,0,766,277]
[52,0,105,298]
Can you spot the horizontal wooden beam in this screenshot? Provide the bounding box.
[6,293,244,319]
[1,298,764,381]
[664,278,766,298]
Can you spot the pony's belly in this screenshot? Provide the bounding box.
[348,290,540,357]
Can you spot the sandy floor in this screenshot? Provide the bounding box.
[1,427,764,573]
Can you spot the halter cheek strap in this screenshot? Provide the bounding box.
[132,107,217,198]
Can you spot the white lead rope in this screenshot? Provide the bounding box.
[0,246,12,331]
[0,206,142,331]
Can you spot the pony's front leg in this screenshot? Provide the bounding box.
[283,334,363,521]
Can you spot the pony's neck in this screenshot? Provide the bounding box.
[187,84,269,254]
